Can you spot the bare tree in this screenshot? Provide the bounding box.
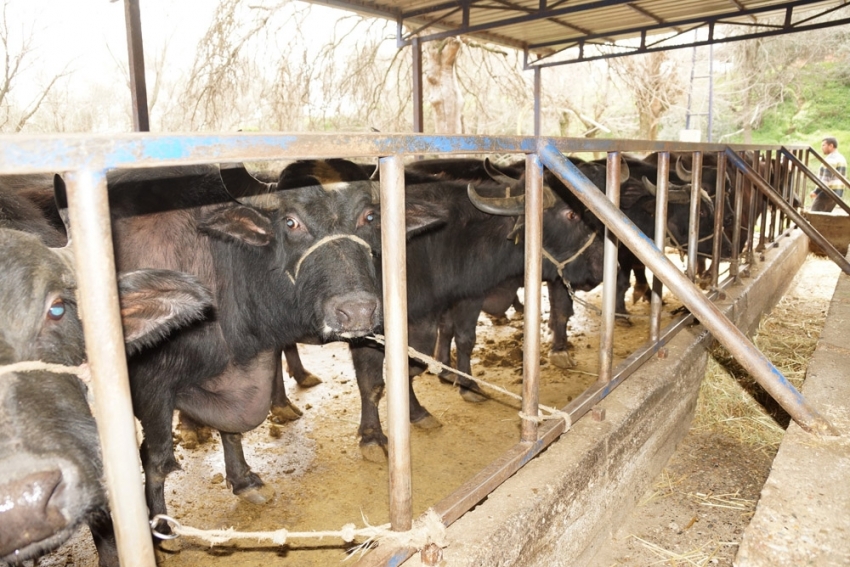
[426,37,464,134]
[608,51,685,140]
[0,0,68,132]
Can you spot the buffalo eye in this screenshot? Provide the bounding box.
[285,217,300,230]
[47,299,66,321]
[563,209,579,222]
[358,209,377,227]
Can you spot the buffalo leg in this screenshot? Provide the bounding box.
[631,265,651,304]
[615,262,633,326]
[429,302,487,402]
[269,347,304,424]
[350,343,389,462]
[546,280,577,368]
[132,384,183,530]
[434,310,456,379]
[283,343,322,387]
[220,432,274,504]
[90,514,118,567]
[408,319,446,422]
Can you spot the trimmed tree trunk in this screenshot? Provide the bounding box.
[425,38,463,134]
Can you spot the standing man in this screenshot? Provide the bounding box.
[810,136,847,212]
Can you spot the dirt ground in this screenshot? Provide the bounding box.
[30,255,838,567]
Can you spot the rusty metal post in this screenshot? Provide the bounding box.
[687,151,703,281]
[411,38,424,134]
[730,158,744,279]
[753,150,766,254]
[64,168,156,567]
[379,155,412,531]
[123,0,150,132]
[598,152,621,383]
[746,155,759,263]
[540,142,838,436]
[726,149,850,274]
[650,152,669,343]
[521,154,544,442]
[533,67,542,136]
[710,151,726,288]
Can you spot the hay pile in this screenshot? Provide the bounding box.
[693,255,838,455]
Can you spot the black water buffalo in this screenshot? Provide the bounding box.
[0,225,213,566]
[350,164,604,460]
[55,163,447,527]
[432,155,733,374]
[247,158,603,460]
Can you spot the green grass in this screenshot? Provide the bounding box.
[740,60,850,146]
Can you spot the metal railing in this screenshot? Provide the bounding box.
[0,133,838,567]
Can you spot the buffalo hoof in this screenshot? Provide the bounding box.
[631,284,650,304]
[459,388,487,403]
[235,483,276,505]
[412,414,442,430]
[360,442,388,463]
[615,316,633,328]
[269,402,303,424]
[295,372,322,388]
[549,350,577,369]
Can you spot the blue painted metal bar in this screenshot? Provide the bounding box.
[0,133,803,176]
[538,141,838,436]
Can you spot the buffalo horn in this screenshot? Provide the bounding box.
[675,156,693,182]
[642,176,692,204]
[467,182,557,216]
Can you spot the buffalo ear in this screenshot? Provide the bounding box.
[53,174,72,234]
[403,200,449,238]
[118,269,214,355]
[198,204,274,247]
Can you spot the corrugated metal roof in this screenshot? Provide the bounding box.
[306,0,850,65]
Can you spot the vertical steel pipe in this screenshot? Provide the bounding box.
[746,158,759,263]
[598,152,621,383]
[123,0,150,132]
[379,155,412,531]
[747,150,773,253]
[650,152,669,343]
[533,67,542,136]
[521,154,544,442]
[710,152,726,288]
[540,142,838,436]
[687,151,703,281]
[731,160,744,279]
[725,149,850,274]
[411,38,424,134]
[64,169,155,567]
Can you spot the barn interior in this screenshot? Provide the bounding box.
[3,1,850,566]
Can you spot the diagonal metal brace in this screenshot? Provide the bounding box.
[726,148,850,275]
[537,140,839,437]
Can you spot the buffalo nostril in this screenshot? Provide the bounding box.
[336,301,377,329]
[0,470,67,556]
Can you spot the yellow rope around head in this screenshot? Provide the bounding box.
[0,360,90,383]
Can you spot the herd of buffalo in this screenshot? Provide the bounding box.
[0,150,764,565]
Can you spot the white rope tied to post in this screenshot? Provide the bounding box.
[367,334,572,432]
[150,508,448,556]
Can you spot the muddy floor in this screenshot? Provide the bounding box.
[33,257,748,567]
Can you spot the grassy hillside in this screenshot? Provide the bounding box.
[745,60,850,147]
